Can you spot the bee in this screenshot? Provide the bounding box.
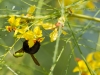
[13,40,40,66]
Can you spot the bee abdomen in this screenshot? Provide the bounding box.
[23,40,40,54]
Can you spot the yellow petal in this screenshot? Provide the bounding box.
[78,60,87,69]
[27,5,36,14]
[86,52,94,62]
[86,1,95,10]
[14,30,18,37]
[18,25,28,34]
[73,60,88,73]
[93,51,100,61]
[28,39,35,48]
[15,18,21,26]
[73,67,79,72]
[16,26,29,38]
[23,30,34,40]
[49,28,58,42]
[42,23,56,30]
[8,16,15,25]
[33,26,42,38]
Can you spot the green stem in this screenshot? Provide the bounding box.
[35,0,44,16]
[70,13,100,22]
[49,47,64,75]
[96,33,100,51]
[5,64,18,75]
[2,38,20,60]
[0,13,100,22]
[65,41,73,75]
[66,21,96,75]
[49,1,65,75]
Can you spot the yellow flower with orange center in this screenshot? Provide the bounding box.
[73,51,100,75]
[73,60,91,75]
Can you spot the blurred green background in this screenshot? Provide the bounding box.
[0,0,100,75]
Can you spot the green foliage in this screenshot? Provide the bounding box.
[0,0,100,75]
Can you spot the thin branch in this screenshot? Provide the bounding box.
[70,13,100,22]
[0,13,100,22]
[5,64,18,75]
[0,15,49,20]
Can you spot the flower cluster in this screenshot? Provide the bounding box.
[73,51,100,75]
[6,5,44,48]
[6,5,67,48]
[6,0,95,47]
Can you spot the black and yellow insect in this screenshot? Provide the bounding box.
[13,40,40,66]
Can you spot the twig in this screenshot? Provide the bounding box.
[5,64,18,75]
[70,13,100,22]
[0,13,100,22]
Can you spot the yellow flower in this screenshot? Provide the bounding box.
[73,52,100,75]
[50,28,58,42]
[23,30,34,40]
[49,16,67,42]
[86,52,94,62]
[27,26,44,48]
[19,26,28,33]
[7,16,21,32]
[36,17,67,42]
[15,25,29,38]
[49,29,66,42]
[86,52,97,70]
[23,30,35,48]
[91,51,100,70]
[8,16,21,26]
[15,25,44,47]
[33,26,42,38]
[73,60,90,75]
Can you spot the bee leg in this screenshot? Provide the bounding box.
[30,54,40,66]
[15,48,24,53]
